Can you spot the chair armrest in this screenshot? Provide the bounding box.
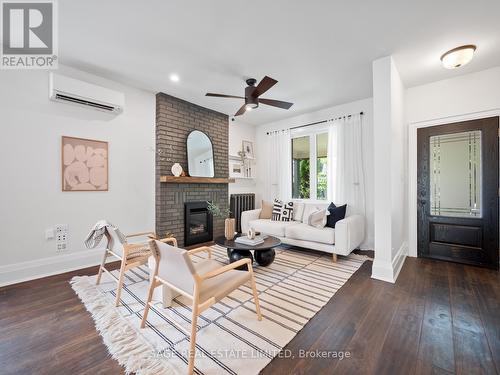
[334,215,365,255]
[158,237,178,247]
[126,231,157,239]
[241,209,262,233]
[187,246,212,259]
[199,258,251,280]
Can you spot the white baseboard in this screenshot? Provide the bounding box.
[0,248,114,287]
[371,241,408,283]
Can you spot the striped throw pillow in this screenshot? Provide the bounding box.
[271,199,294,222]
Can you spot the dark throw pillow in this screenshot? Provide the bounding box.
[326,203,347,228]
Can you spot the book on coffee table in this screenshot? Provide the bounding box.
[234,235,266,246]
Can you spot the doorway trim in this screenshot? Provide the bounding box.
[408,108,500,258]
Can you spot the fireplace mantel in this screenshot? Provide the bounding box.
[160,176,235,184]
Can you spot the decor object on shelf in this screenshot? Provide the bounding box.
[242,140,255,159]
[171,162,183,177]
[231,152,254,178]
[205,76,294,117]
[229,160,244,178]
[186,130,214,178]
[62,136,108,191]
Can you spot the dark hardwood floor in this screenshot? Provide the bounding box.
[1,256,498,375]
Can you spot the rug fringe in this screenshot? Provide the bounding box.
[70,276,175,375]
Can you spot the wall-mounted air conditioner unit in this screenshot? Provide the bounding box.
[49,73,124,114]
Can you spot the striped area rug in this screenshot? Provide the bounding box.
[71,245,367,375]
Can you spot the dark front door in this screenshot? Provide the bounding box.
[417,117,499,269]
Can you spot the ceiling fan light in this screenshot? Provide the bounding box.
[245,103,258,110]
[440,45,476,69]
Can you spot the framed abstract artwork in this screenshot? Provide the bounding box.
[242,140,254,159]
[62,136,108,191]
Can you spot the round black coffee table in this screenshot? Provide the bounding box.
[215,235,281,270]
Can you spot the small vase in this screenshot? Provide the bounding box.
[225,218,236,240]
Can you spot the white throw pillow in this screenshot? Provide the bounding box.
[293,202,305,221]
[302,204,319,224]
[308,208,328,228]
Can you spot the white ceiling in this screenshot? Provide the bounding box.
[59,0,500,125]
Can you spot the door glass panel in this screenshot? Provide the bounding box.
[430,130,482,217]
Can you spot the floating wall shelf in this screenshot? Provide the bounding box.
[160,176,235,184]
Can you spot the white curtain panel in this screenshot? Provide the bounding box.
[266,129,291,201]
[327,114,366,216]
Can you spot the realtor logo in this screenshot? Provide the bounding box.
[1,0,58,69]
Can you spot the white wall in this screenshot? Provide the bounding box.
[406,65,500,258]
[406,66,500,124]
[371,56,407,283]
[228,120,257,196]
[253,98,375,250]
[0,65,156,286]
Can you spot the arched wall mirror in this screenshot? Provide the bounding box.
[186,130,215,178]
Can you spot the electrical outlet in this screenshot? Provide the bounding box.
[55,224,69,253]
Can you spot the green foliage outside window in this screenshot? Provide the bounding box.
[317,157,327,200]
[298,159,310,198]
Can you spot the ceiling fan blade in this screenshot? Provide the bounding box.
[206,93,245,99]
[252,76,278,97]
[234,104,247,116]
[259,98,294,110]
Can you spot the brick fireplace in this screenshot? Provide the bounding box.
[155,93,229,247]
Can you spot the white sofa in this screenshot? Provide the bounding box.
[241,202,364,259]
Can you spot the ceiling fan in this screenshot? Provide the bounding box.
[206,76,293,116]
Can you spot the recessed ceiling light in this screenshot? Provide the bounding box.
[169,73,180,82]
[440,45,476,69]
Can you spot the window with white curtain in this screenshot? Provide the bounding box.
[291,131,328,200]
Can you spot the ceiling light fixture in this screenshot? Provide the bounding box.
[169,73,180,82]
[440,45,476,69]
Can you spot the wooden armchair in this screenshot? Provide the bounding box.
[95,227,175,307]
[141,239,262,375]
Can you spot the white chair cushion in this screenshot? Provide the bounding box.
[248,218,290,237]
[199,268,251,303]
[193,259,221,275]
[285,223,335,245]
